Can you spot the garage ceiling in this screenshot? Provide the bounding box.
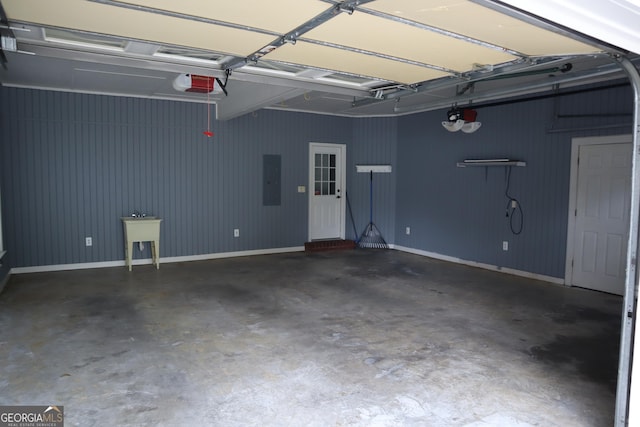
[0,0,637,120]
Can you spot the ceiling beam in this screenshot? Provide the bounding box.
[351,56,579,109]
[216,85,307,120]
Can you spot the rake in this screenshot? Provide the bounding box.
[358,170,388,249]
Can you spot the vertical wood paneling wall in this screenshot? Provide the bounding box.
[395,83,633,279]
[0,88,359,268]
[0,82,632,282]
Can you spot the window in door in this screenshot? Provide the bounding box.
[314,153,336,196]
[314,154,336,196]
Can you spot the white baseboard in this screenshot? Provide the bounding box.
[10,246,305,274]
[392,245,565,285]
[9,244,565,286]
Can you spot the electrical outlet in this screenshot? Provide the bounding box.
[85,237,93,247]
[511,200,517,208]
[405,227,411,235]
[234,229,240,237]
[502,241,508,251]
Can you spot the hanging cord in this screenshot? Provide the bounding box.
[504,166,524,235]
[203,81,214,137]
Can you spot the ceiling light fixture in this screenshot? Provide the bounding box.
[442,107,481,133]
[442,119,465,132]
[461,121,482,133]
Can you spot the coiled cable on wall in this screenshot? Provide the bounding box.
[504,166,523,235]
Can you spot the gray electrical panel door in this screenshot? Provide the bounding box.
[263,154,281,206]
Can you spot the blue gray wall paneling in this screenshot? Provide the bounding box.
[0,88,358,268]
[0,83,632,283]
[394,83,633,279]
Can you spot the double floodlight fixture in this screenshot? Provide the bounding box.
[442,107,482,133]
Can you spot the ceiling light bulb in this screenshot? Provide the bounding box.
[442,120,465,132]
[461,122,482,133]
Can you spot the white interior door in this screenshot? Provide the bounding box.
[309,143,346,241]
[570,141,632,295]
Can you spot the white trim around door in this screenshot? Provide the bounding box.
[308,143,347,241]
[565,134,632,294]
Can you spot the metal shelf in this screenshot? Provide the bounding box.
[456,160,526,168]
[356,164,392,173]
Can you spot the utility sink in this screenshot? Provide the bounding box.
[121,217,162,270]
[122,216,157,220]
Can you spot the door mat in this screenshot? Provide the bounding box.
[304,239,356,252]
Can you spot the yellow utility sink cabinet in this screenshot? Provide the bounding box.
[121,217,162,271]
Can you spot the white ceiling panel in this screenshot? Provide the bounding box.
[263,41,450,85]
[0,0,633,118]
[362,0,603,56]
[2,0,274,56]
[304,11,516,73]
[118,0,329,34]
[71,68,167,95]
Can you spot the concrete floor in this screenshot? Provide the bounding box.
[0,250,621,426]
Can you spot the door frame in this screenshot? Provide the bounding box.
[564,134,632,286]
[308,142,347,241]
